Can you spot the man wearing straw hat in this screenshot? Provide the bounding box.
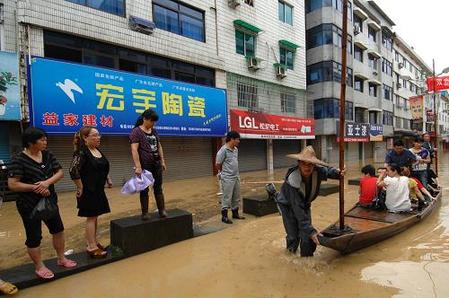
[276,146,345,257]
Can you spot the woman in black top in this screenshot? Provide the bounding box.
[8,127,77,280]
[70,126,112,258]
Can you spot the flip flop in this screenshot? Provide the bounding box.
[0,281,18,295]
[35,267,55,280]
[86,248,107,259]
[57,258,77,268]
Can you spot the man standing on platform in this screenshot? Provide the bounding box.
[276,146,345,257]
[215,131,245,224]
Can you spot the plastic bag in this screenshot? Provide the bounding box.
[121,170,155,194]
[30,197,59,221]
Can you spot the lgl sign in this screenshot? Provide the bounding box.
[230,109,314,139]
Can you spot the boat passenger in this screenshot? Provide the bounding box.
[377,164,411,213]
[358,165,378,207]
[384,139,416,168]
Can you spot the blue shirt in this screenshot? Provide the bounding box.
[385,149,417,168]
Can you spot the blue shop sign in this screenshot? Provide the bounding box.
[0,51,20,121]
[369,124,383,141]
[29,57,227,136]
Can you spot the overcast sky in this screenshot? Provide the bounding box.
[374,0,448,74]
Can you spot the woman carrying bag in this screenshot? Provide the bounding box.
[70,126,112,258]
[8,127,77,280]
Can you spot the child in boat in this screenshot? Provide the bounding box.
[402,167,435,201]
[377,164,411,213]
[359,165,378,207]
[401,167,429,210]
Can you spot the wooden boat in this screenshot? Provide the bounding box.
[318,191,443,255]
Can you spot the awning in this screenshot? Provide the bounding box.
[368,79,382,85]
[355,72,369,80]
[368,21,381,31]
[233,19,262,34]
[354,41,368,50]
[279,40,300,51]
[368,50,382,59]
[353,7,368,20]
[368,108,382,112]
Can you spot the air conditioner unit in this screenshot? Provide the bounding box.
[372,71,378,76]
[129,16,156,35]
[247,57,260,70]
[275,65,287,79]
[397,83,402,89]
[353,25,360,35]
[228,0,241,8]
[398,62,404,69]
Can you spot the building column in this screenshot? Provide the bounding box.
[267,139,274,175]
[300,139,306,150]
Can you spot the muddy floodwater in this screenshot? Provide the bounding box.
[5,154,449,297]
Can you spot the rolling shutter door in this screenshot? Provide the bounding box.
[238,139,267,172]
[47,136,134,192]
[0,126,10,163]
[160,137,212,181]
[346,142,359,162]
[273,140,301,168]
[365,142,374,159]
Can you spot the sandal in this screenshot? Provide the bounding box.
[35,267,55,280]
[57,258,77,268]
[0,281,18,295]
[86,248,107,259]
[96,243,108,251]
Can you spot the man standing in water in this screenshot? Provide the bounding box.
[215,131,245,224]
[276,146,344,257]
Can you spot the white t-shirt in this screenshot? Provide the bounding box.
[384,176,411,212]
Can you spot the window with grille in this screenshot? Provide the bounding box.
[237,83,258,108]
[281,93,296,113]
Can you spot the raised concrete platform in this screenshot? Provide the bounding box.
[243,197,279,217]
[110,208,193,256]
[0,247,124,290]
[319,184,340,196]
[348,178,361,186]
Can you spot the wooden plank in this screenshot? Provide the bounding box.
[342,216,390,233]
[345,206,413,223]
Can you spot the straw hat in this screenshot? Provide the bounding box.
[286,145,328,167]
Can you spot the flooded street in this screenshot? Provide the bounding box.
[3,153,449,297]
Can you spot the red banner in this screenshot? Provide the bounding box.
[426,76,449,92]
[230,109,315,139]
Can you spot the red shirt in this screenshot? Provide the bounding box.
[359,176,378,205]
[411,177,424,190]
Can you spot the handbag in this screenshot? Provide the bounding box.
[30,196,59,221]
[371,189,386,210]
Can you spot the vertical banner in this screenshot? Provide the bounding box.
[0,51,20,120]
[409,95,424,120]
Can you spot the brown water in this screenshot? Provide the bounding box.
[8,154,449,297]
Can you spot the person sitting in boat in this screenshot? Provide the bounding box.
[402,167,435,202]
[358,165,378,207]
[377,164,411,213]
[427,168,441,196]
[400,167,428,210]
[384,139,416,168]
[276,146,345,257]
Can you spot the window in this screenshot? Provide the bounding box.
[368,26,377,42]
[43,30,215,87]
[394,50,400,62]
[354,14,363,33]
[383,111,393,126]
[409,61,413,72]
[368,54,378,71]
[305,0,332,13]
[280,47,294,70]
[369,111,378,125]
[279,1,293,25]
[281,93,296,113]
[382,32,393,51]
[67,0,125,16]
[369,83,378,97]
[402,79,408,89]
[306,24,352,54]
[237,83,258,108]
[354,45,363,62]
[153,0,205,42]
[307,61,352,87]
[355,108,365,123]
[383,84,392,100]
[235,30,256,57]
[382,58,392,76]
[354,77,364,92]
[313,98,353,120]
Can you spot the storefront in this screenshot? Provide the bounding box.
[230,109,315,172]
[28,58,227,191]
